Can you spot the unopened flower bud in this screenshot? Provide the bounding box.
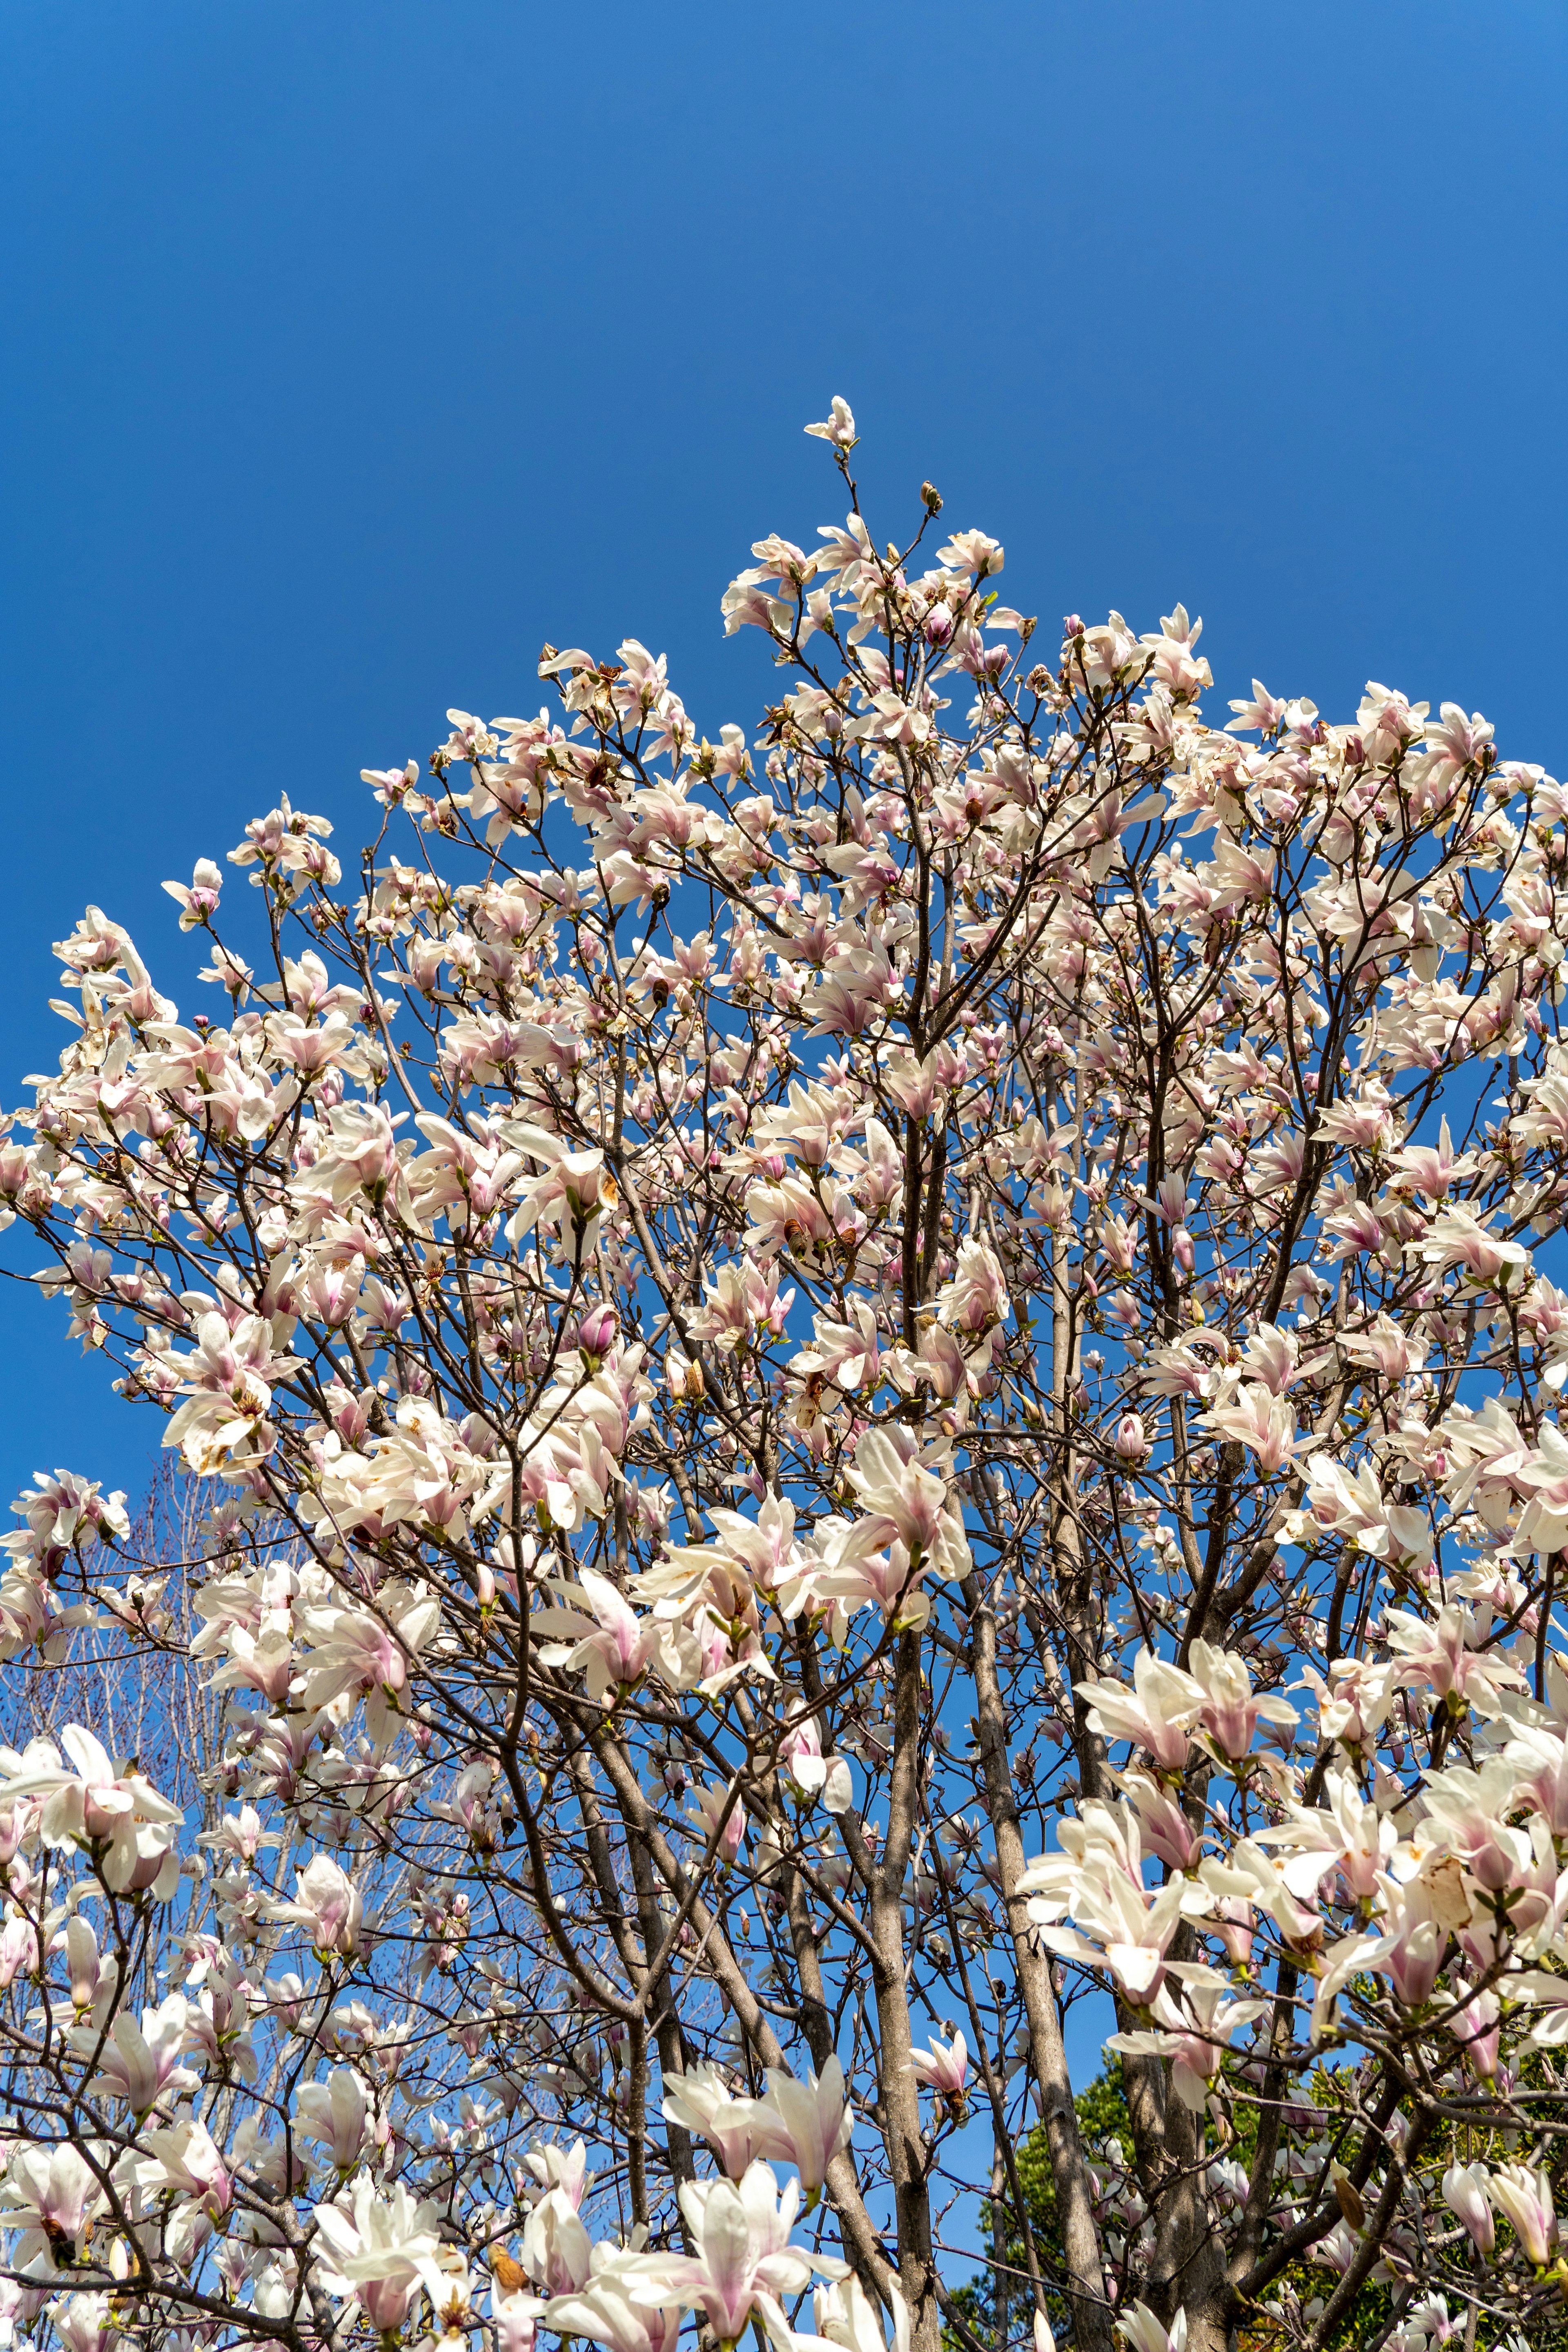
[1114,1413,1148,1462]
[577,1303,619,1360]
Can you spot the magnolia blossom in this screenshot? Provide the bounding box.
[1108,1964,1267,2109]
[521,2187,592,2295]
[1115,2306,1187,2352]
[843,1429,970,1577]
[0,1727,181,1893]
[52,2293,117,2352]
[140,2116,231,2218]
[1075,1650,1206,1773]
[312,2177,444,2333]
[1488,2163,1557,2267]
[757,2056,853,2193]
[1441,2162,1494,2256]
[662,2066,775,2180]
[779,1715,852,1814]
[0,2144,104,2265]
[908,2030,969,2112]
[76,1996,196,2116]
[808,2278,912,2352]
[548,2272,678,2352]
[804,397,857,450]
[265,1854,364,1956]
[1186,1640,1296,1761]
[631,2162,841,2345]
[296,2068,374,2170]
[664,2057,851,2194]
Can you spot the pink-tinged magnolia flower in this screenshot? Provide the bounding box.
[140,2116,231,2218]
[52,2293,116,2352]
[76,1994,197,2116]
[489,2288,542,2352]
[0,1907,37,1990]
[0,2142,104,2265]
[518,2135,590,2210]
[1203,1382,1305,1474]
[1076,1649,1207,1773]
[296,2067,374,2171]
[1187,1639,1298,1761]
[1510,1420,1568,1557]
[757,2055,853,2193]
[1026,1799,1215,2005]
[1408,1208,1531,1289]
[1211,1895,1254,1969]
[938,528,1004,579]
[1414,1757,1535,1896]
[521,2186,592,2295]
[1252,1768,1394,1910]
[808,1517,933,1638]
[0,1725,182,1895]
[686,1782,747,1867]
[1376,1882,1448,2009]
[1115,2304,1187,2352]
[206,1623,295,1708]
[576,1301,619,1360]
[547,2273,677,2352]
[1199,1838,1325,1949]
[1384,1604,1528,1719]
[935,1238,1009,1336]
[779,1716,852,1814]
[1294,1456,1432,1572]
[1299,1657,1397,1751]
[844,1428,970,1577]
[265,1853,364,1956]
[1108,1963,1267,2109]
[154,1310,299,1472]
[1112,1413,1148,1462]
[909,2029,969,2112]
[422,2261,483,2352]
[805,397,857,450]
[161,859,223,930]
[630,2161,842,2344]
[1309,2220,1357,2276]
[64,1915,104,2013]
[533,1570,660,1703]
[1442,2161,1494,2255]
[503,1128,615,1268]
[662,2065,774,2181]
[295,1583,440,1743]
[810,2276,911,2352]
[1488,2161,1557,2266]
[1119,1771,1204,1872]
[312,2176,443,2334]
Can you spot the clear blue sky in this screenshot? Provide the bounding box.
[2,0,1565,1508]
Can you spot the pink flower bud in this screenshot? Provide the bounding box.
[1114,1414,1148,1462]
[577,1303,618,1359]
[1443,2162,1494,2256]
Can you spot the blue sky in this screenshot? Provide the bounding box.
[2,0,1565,1511]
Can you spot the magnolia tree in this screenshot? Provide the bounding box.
[2,399,1568,2352]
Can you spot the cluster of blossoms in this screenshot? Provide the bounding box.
[0,399,1566,2352]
